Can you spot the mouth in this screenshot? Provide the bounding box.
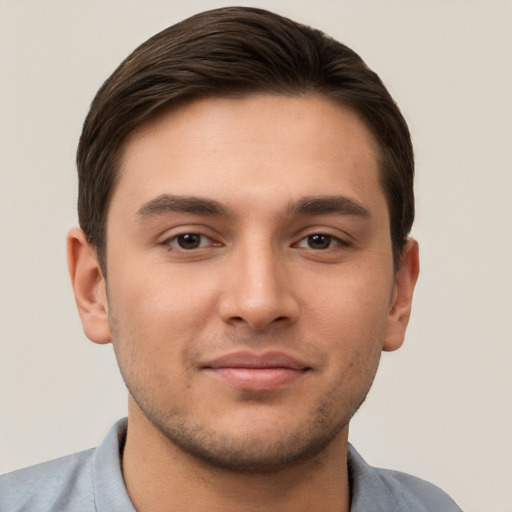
[202,351,312,392]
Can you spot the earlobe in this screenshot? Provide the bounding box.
[67,228,112,345]
[382,238,420,352]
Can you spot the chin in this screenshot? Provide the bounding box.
[138,399,352,474]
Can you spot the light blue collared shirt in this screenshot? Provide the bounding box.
[0,418,462,511]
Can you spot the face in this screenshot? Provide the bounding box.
[79,94,416,472]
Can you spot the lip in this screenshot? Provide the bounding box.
[202,351,311,392]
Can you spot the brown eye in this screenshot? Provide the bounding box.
[294,233,350,252]
[162,232,223,256]
[176,234,202,249]
[307,234,332,249]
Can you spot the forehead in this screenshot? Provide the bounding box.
[112,93,385,219]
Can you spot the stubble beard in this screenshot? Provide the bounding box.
[126,368,377,475]
[108,305,383,475]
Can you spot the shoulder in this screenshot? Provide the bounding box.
[348,444,463,511]
[0,448,96,512]
[0,419,133,512]
[373,467,463,511]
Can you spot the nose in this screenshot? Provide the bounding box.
[218,244,300,331]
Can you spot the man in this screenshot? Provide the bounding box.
[0,6,462,511]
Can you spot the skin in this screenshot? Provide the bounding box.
[68,93,419,512]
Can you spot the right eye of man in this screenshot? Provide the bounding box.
[164,233,215,250]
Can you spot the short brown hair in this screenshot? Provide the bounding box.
[77,6,414,272]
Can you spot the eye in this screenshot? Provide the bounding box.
[305,234,332,249]
[295,233,349,250]
[165,233,214,250]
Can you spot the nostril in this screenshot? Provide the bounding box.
[228,314,290,330]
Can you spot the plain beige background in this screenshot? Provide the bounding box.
[1,1,511,510]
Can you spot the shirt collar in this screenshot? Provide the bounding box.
[93,418,135,512]
[92,418,401,512]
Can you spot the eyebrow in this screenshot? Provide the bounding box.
[135,194,371,221]
[136,194,232,220]
[285,195,371,218]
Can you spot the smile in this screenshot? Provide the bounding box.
[202,351,312,392]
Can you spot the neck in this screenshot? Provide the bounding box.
[122,401,351,512]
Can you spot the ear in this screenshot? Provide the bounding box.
[382,238,420,352]
[67,227,112,344]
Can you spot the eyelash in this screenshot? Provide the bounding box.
[162,232,351,252]
[293,233,351,250]
[163,233,219,250]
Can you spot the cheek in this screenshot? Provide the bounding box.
[303,267,393,386]
[318,295,387,398]
[108,263,216,331]
[105,271,212,378]
[106,265,233,398]
[306,264,393,337]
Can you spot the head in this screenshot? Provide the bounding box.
[77,6,414,274]
[69,7,419,474]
